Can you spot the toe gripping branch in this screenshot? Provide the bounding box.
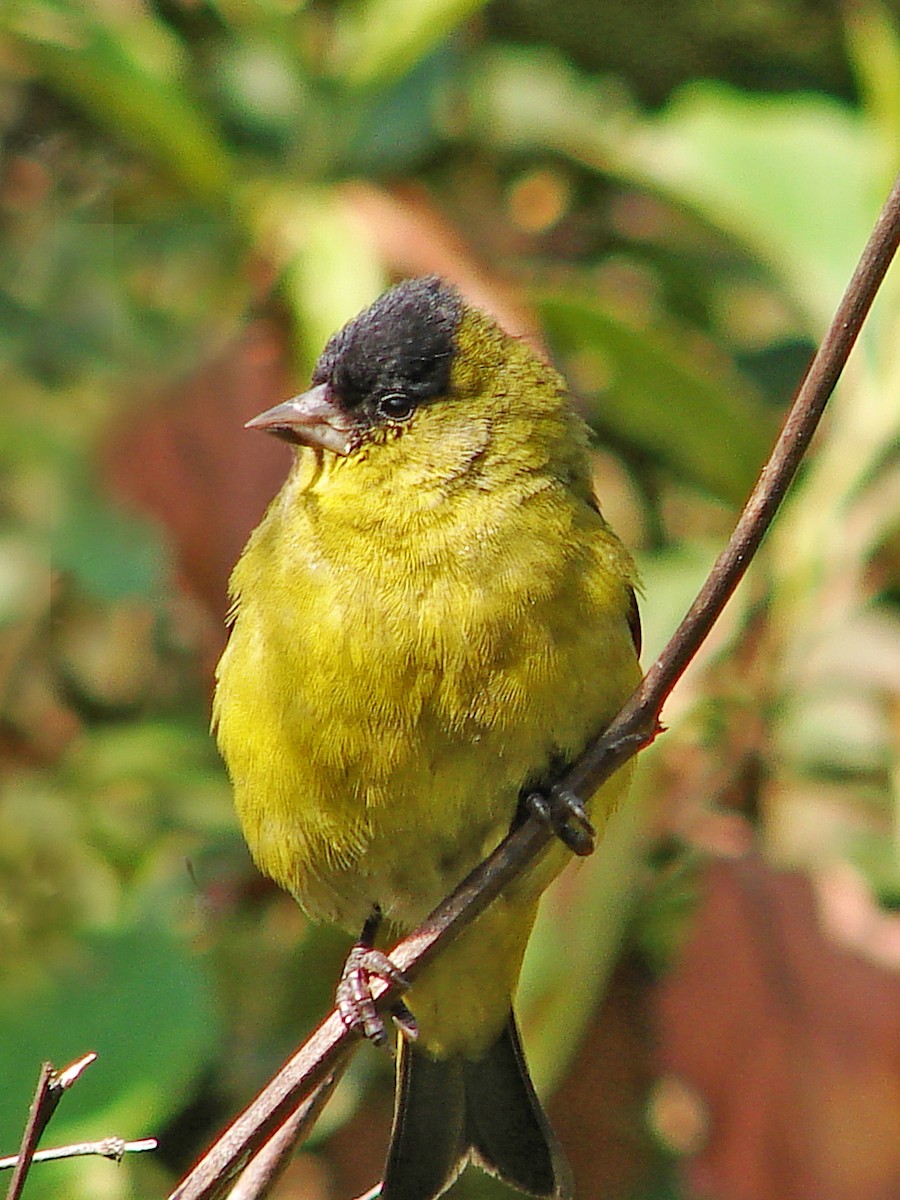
[525,786,596,856]
[525,727,652,857]
[336,908,418,1048]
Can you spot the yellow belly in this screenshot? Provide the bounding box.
[214,471,639,1056]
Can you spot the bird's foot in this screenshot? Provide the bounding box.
[336,945,415,1047]
[525,785,596,856]
[389,999,419,1042]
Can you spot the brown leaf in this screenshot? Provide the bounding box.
[654,856,900,1200]
[551,955,657,1198]
[104,318,294,659]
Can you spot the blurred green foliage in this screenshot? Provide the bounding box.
[0,1,898,1198]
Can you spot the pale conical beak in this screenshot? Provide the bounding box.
[245,383,355,456]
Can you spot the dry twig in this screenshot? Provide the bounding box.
[0,1137,157,1172]
[225,1071,347,1200]
[5,1054,96,1200]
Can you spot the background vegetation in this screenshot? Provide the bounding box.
[1,1,898,1197]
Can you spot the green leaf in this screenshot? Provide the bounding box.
[635,540,723,665]
[51,490,169,602]
[473,50,890,334]
[845,0,900,169]
[346,44,458,173]
[2,0,232,201]
[540,295,773,505]
[518,779,649,1095]
[332,0,487,90]
[622,83,884,333]
[0,919,219,1195]
[269,188,387,376]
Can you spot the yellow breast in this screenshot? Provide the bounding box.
[214,444,639,937]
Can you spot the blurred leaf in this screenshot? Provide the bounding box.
[0,919,219,1186]
[0,781,120,981]
[0,537,48,628]
[1,207,246,386]
[2,0,232,201]
[519,776,649,1094]
[333,0,486,90]
[623,83,885,333]
[474,50,889,333]
[845,0,900,159]
[655,858,900,1200]
[347,44,459,173]
[779,687,892,778]
[68,719,225,805]
[55,599,161,710]
[274,188,387,374]
[636,541,723,665]
[51,489,169,602]
[540,295,772,505]
[64,720,233,872]
[470,45,628,162]
[211,33,312,151]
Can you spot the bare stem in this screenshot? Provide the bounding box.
[0,1138,157,1172]
[226,1070,347,1200]
[564,167,900,801]
[5,1054,97,1200]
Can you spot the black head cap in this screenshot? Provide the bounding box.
[312,276,462,416]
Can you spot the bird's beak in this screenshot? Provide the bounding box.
[245,383,355,456]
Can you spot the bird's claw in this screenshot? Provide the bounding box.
[526,786,596,856]
[336,946,411,1047]
[389,999,420,1042]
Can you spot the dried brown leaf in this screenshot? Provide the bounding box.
[655,856,900,1200]
[104,318,294,654]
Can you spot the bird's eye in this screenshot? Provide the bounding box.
[376,392,415,422]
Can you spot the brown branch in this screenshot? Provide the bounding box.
[168,169,900,1200]
[5,1054,97,1200]
[169,820,556,1200]
[225,1069,347,1200]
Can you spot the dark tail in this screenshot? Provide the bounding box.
[381,1015,573,1200]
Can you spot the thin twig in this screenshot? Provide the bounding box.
[352,1187,382,1200]
[168,822,556,1200]
[0,1138,157,1172]
[5,1063,53,1200]
[168,169,900,1200]
[227,1069,347,1200]
[5,1054,97,1200]
[563,168,900,801]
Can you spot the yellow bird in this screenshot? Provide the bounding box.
[213,277,641,1199]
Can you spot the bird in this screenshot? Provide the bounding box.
[213,275,641,1199]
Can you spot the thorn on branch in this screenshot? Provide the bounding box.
[52,1053,97,1092]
